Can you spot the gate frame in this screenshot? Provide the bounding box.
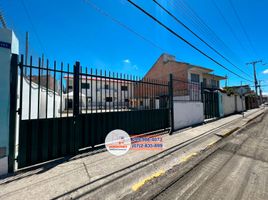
[8,54,19,173]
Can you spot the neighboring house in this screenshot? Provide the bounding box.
[144,54,226,86]
[142,53,226,98]
[31,74,60,92]
[64,76,133,110]
[223,85,252,96]
[223,85,258,110]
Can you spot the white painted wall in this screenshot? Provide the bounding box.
[173,101,204,130]
[222,94,236,116]
[236,96,245,112]
[222,93,245,116]
[0,29,19,176]
[18,77,61,119]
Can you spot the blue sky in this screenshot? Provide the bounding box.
[1,0,268,93]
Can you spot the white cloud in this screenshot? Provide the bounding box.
[263,69,268,74]
[123,59,130,64]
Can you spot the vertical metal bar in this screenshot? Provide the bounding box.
[53,61,56,118]
[147,78,150,109]
[91,68,93,113]
[104,70,106,112]
[123,74,126,110]
[46,59,49,118]
[136,76,139,110]
[95,69,98,113]
[120,73,122,111]
[78,66,83,113]
[113,72,115,111]
[153,79,156,110]
[60,62,63,118]
[86,67,88,114]
[169,74,174,134]
[117,73,119,111]
[8,54,19,173]
[109,71,111,112]
[144,78,150,110]
[37,58,41,119]
[130,75,132,109]
[73,62,80,117]
[19,55,24,121]
[100,70,103,112]
[95,69,98,112]
[28,56,32,119]
[127,74,129,110]
[67,64,69,117]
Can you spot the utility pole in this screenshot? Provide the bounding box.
[25,32,29,67]
[246,60,262,102]
[259,80,263,104]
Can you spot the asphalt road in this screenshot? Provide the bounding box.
[154,112,268,200]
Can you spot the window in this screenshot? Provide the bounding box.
[104,84,109,89]
[191,73,200,83]
[140,100,143,106]
[81,83,90,89]
[121,85,128,91]
[211,80,217,88]
[105,97,113,102]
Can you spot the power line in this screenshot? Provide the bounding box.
[0,9,7,28]
[83,0,168,54]
[212,0,252,59]
[153,0,253,79]
[19,0,46,53]
[228,0,258,58]
[173,0,243,64]
[127,0,253,83]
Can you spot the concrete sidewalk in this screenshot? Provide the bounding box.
[0,108,264,200]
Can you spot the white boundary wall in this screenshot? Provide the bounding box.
[222,94,236,116]
[236,96,245,112]
[173,101,204,130]
[222,93,245,116]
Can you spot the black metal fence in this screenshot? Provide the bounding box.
[19,56,170,119]
[202,87,220,119]
[172,78,202,102]
[17,55,170,168]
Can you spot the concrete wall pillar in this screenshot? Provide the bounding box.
[0,28,19,176]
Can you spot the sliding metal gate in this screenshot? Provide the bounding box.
[17,55,170,169]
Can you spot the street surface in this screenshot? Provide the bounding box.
[154,112,268,200]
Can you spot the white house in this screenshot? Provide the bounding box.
[64,76,134,111]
